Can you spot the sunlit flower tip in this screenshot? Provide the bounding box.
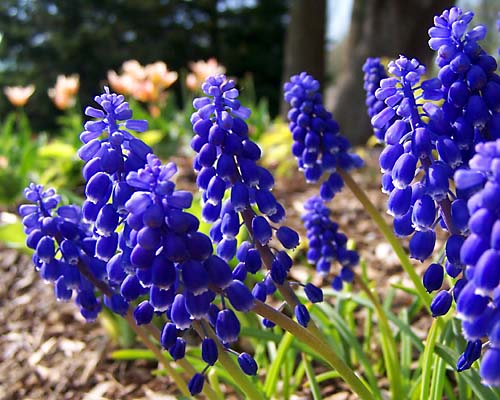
[215,309,240,344]
[295,304,310,327]
[36,236,56,263]
[170,293,193,330]
[204,255,233,289]
[4,84,35,107]
[304,283,323,303]
[225,280,255,312]
[188,373,205,395]
[202,338,218,366]
[160,322,178,350]
[133,300,154,325]
[237,352,258,376]
[456,339,482,372]
[276,226,300,249]
[387,187,412,217]
[252,216,272,245]
[169,337,186,360]
[232,263,247,282]
[430,290,453,317]
[480,347,500,386]
[85,172,112,202]
[409,230,436,262]
[391,153,417,189]
[422,263,444,293]
[456,282,489,319]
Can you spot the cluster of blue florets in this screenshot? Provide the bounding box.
[452,140,500,385]
[21,87,270,395]
[283,72,363,201]
[20,184,108,321]
[301,196,359,290]
[190,75,318,329]
[362,58,390,141]
[368,6,500,385]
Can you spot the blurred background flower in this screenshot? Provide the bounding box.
[108,60,178,104]
[4,85,35,107]
[186,58,226,92]
[48,74,79,110]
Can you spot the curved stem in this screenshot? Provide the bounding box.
[357,277,402,399]
[253,300,373,400]
[193,320,265,400]
[339,169,432,308]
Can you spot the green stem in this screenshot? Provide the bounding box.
[303,353,322,400]
[193,320,265,400]
[419,318,442,400]
[253,300,373,400]
[122,312,191,397]
[339,169,431,308]
[357,277,402,399]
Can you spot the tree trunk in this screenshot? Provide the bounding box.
[281,0,326,117]
[329,0,455,145]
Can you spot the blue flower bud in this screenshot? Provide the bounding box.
[252,216,272,245]
[85,172,112,203]
[54,277,72,301]
[232,262,247,282]
[160,322,177,349]
[201,337,218,366]
[169,337,186,360]
[456,339,482,372]
[171,294,192,330]
[215,309,240,344]
[252,282,267,302]
[225,280,255,312]
[295,304,310,327]
[238,352,258,376]
[276,226,300,249]
[188,373,205,395]
[150,286,175,312]
[387,187,412,217]
[304,283,323,303]
[216,237,237,261]
[392,153,417,189]
[133,300,154,325]
[409,230,436,262]
[204,255,233,289]
[480,348,500,386]
[430,290,452,317]
[473,249,500,293]
[423,263,444,293]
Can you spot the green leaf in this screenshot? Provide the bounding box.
[110,349,156,361]
[0,219,26,249]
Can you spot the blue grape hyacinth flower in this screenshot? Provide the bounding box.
[362,58,390,142]
[20,183,114,321]
[301,196,359,291]
[284,72,363,201]
[454,139,500,385]
[190,75,304,292]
